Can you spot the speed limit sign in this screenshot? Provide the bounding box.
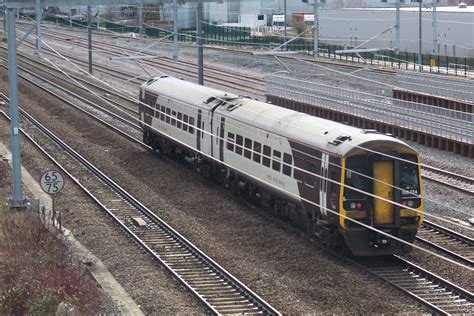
[40,170,65,195]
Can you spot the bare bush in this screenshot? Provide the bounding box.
[0,210,100,314]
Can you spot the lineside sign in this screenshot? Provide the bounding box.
[39,170,65,195]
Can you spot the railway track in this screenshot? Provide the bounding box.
[15,25,266,97]
[5,61,474,314]
[416,220,474,266]
[10,48,474,198]
[0,103,280,315]
[354,255,473,315]
[421,165,474,196]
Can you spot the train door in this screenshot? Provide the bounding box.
[373,161,394,225]
[142,92,158,127]
[196,110,202,151]
[319,153,329,216]
[219,117,225,161]
[198,110,211,156]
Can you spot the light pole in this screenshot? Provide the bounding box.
[395,0,400,54]
[284,0,287,38]
[418,0,422,71]
[313,0,319,57]
[172,0,178,61]
[432,0,438,55]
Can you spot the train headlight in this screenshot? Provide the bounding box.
[350,202,356,209]
[407,200,414,207]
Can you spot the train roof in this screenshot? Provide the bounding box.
[141,76,414,157]
[141,76,240,109]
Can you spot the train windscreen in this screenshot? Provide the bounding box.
[399,154,421,206]
[344,155,368,201]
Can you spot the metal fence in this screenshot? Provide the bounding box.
[265,75,473,144]
[395,72,474,103]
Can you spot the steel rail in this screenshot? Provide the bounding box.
[16,34,266,97]
[353,255,474,315]
[415,220,474,266]
[0,48,140,112]
[0,102,281,316]
[0,63,141,131]
[22,25,266,86]
[421,165,474,196]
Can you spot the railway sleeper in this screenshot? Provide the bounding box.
[409,288,449,295]
[216,306,260,313]
[443,304,474,311]
[183,273,219,280]
[175,267,212,274]
[417,292,457,298]
[198,288,239,295]
[401,284,440,290]
[212,303,256,310]
[187,279,228,286]
[188,280,228,288]
[163,261,204,269]
[425,298,468,304]
[386,277,426,282]
[209,298,252,304]
[202,291,245,299]
[392,281,433,288]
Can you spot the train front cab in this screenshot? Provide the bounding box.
[339,147,423,256]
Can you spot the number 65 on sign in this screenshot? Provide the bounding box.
[40,170,65,195]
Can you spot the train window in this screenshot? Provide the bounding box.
[165,108,171,124]
[235,135,243,155]
[399,154,421,207]
[294,156,304,181]
[154,104,159,118]
[171,111,177,126]
[344,155,368,200]
[304,162,316,186]
[253,142,261,163]
[160,106,165,121]
[227,133,235,151]
[189,117,195,134]
[272,150,281,172]
[262,145,271,167]
[283,153,292,176]
[177,112,182,129]
[244,138,252,159]
[183,115,188,131]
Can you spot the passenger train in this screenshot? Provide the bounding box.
[139,76,423,256]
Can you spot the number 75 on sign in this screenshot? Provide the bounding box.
[39,170,65,195]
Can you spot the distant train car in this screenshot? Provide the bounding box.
[139,76,423,256]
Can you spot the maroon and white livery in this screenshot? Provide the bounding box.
[139,76,423,256]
